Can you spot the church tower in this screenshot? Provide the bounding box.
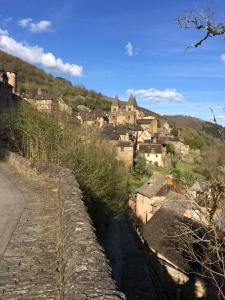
[111,97,120,112]
[126,95,137,112]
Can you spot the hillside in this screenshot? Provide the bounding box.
[1,50,224,142]
[0,50,112,111]
[164,114,225,142]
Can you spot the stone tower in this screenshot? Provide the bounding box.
[126,95,137,112]
[111,97,120,112]
[6,72,17,94]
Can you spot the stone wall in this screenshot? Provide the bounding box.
[1,150,125,299]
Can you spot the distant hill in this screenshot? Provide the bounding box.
[0,50,113,111]
[164,114,225,142]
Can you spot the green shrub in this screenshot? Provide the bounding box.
[184,137,204,150]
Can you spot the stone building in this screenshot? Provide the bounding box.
[139,143,166,167]
[137,117,158,133]
[0,70,17,94]
[109,95,138,125]
[129,174,177,223]
[115,140,134,169]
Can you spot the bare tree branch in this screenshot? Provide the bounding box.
[177,7,225,49]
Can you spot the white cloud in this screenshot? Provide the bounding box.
[18,18,32,28]
[221,54,225,63]
[30,20,52,33]
[125,42,133,56]
[0,28,83,77]
[127,88,184,103]
[18,18,52,33]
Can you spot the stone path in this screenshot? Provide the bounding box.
[0,162,60,299]
[0,169,24,260]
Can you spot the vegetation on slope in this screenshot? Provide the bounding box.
[0,50,112,111]
[0,103,128,237]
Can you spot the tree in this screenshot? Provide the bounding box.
[174,168,225,299]
[171,127,179,137]
[177,6,225,49]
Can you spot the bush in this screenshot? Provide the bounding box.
[4,104,128,237]
[171,127,179,137]
[166,143,175,155]
[184,137,204,150]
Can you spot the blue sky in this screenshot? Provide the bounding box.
[0,0,225,124]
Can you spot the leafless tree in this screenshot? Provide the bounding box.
[177,5,225,50]
[172,170,225,299]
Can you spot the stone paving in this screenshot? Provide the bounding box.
[0,158,125,300]
[0,162,60,299]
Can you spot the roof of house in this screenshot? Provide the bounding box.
[127,95,138,107]
[137,174,168,198]
[139,144,162,154]
[163,198,201,216]
[101,124,120,140]
[137,119,153,125]
[117,141,134,148]
[141,208,201,272]
[101,124,143,140]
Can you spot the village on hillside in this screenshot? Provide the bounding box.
[1,70,225,299]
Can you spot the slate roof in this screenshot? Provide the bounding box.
[137,174,168,198]
[137,119,153,125]
[163,198,201,216]
[101,124,143,140]
[139,144,162,154]
[117,141,134,147]
[141,208,201,272]
[101,124,120,140]
[127,95,137,107]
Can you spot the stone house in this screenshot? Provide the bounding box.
[78,109,108,127]
[115,140,134,168]
[137,117,158,133]
[101,125,135,168]
[137,129,152,143]
[141,208,208,298]
[162,121,171,134]
[139,144,166,167]
[129,174,177,223]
